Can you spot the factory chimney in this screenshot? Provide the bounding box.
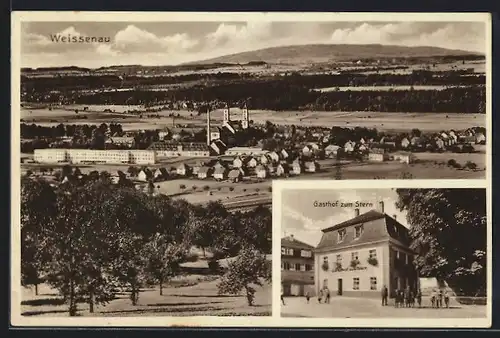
[378,201,385,214]
[206,109,211,146]
[354,208,360,217]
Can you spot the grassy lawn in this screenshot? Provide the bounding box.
[21,277,271,317]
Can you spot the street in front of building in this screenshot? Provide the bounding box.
[280,296,487,318]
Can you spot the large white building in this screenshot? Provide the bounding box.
[34,149,156,165]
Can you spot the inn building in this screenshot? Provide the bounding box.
[281,235,315,297]
[314,201,417,298]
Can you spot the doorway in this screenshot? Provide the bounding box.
[337,278,343,296]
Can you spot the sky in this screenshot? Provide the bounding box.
[280,188,408,248]
[20,21,486,68]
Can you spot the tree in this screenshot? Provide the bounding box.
[20,177,57,295]
[217,248,271,306]
[395,188,486,295]
[142,233,186,295]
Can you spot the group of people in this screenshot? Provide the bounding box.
[381,285,450,308]
[315,288,331,304]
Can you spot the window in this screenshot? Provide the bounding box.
[301,250,312,258]
[290,264,296,271]
[353,278,360,290]
[405,254,409,265]
[336,254,342,264]
[395,250,400,259]
[370,277,377,290]
[300,264,306,271]
[338,229,346,242]
[281,247,293,256]
[355,225,364,238]
[305,264,312,271]
[295,263,301,271]
[369,249,377,259]
[283,262,290,270]
[351,252,359,261]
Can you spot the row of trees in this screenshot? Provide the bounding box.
[21,70,483,99]
[21,175,272,315]
[35,83,485,113]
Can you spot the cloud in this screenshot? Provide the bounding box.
[206,22,273,49]
[330,22,484,53]
[113,25,199,53]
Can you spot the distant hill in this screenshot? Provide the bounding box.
[187,44,483,65]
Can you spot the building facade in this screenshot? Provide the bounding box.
[281,235,315,297]
[34,149,156,165]
[314,202,417,298]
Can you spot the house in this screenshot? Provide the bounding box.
[228,169,243,182]
[280,149,290,160]
[400,138,410,149]
[210,139,227,155]
[244,156,258,168]
[302,145,313,157]
[213,167,228,180]
[392,151,416,164]
[105,136,135,148]
[267,151,280,163]
[476,132,486,144]
[292,159,303,175]
[197,166,213,179]
[176,163,191,176]
[325,144,341,158]
[137,168,153,182]
[314,202,417,298]
[282,235,315,296]
[233,157,245,169]
[153,168,169,181]
[368,148,389,162]
[212,160,228,170]
[276,163,290,177]
[344,141,355,153]
[304,161,320,173]
[255,165,268,178]
[435,138,445,150]
[410,136,423,147]
[260,154,271,165]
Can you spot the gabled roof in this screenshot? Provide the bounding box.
[282,236,315,250]
[316,210,411,252]
[177,163,190,169]
[228,169,242,178]
[198,166,212,174]
[213,167,227,175]
[155,167,169,176]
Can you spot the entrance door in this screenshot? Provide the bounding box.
[337,278,343,296]
[283,284,291,296]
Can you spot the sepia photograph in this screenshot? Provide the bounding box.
[276,182,489,325]
[11,11,491,327]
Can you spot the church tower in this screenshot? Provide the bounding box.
[242,103,249,129]
[223,103,230,123]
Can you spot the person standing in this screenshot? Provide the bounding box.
[305,291,310,304]
[437,289,443,308]
[416,289,422,308]
[430,289,437,308]
[325,288,331,304]
[317,289,323,304]
[281,289,286,306]
[381,285,388,306]
[444,290,450,308]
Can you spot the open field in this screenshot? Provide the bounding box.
[316,85,471,92]
[21,278,271,317]
[21,106,485,133]
[281,296,486,319]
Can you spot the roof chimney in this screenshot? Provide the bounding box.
[379,201,385,214]
[354,208,360,217]
[393,214,397,220]
[290,234,294,240]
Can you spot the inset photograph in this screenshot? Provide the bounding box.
[278,186,488,321]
